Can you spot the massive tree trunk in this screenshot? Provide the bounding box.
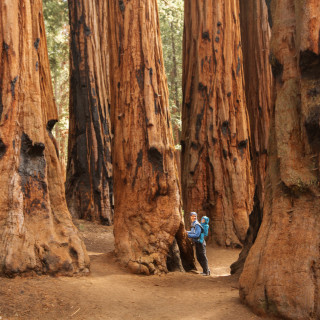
[66,0,113,225]
[239,1,320,318]
[108,0,195,275]
[0,0,89,276]
[181,0,254,247]
[230,0,273,274]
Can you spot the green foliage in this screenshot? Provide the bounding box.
[43,0,69,165]
[158,0,184,145]
[43,0,69,78]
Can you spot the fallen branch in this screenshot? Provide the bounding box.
[71,308,80,317]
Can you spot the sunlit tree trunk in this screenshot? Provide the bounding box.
[240,1,320,318]
[66,0,113,225]
[0,0,89,276]
[181,0,254,247]
[230,0,273,274]
[108,0,195,274]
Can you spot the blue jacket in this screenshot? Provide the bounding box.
[187,220,202,242]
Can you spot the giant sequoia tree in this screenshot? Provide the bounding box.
[66,0,113,225]
[181,0,254,247]
[231,0,273,274]
[108,0,194,274]
[0,0,89,276]
[240,1,320,318]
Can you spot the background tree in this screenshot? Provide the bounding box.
[108,0,194,275]
[43,0,69,170]
[158,0,184,178]
[158,0,184,145]
[231,0,273,274]
[181,0,254,247]
[0,0,89,276]
[239,0,320,318]
[66,0,113,224]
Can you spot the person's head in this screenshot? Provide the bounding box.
[190,212,197,223]
[201,216,209,224]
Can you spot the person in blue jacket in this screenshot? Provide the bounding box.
[187,212,210,276]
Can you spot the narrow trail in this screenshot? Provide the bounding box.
[0,220,268,320]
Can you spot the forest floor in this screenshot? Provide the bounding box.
[0,220,270,320]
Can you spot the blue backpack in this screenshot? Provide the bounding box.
[199,216,209,244]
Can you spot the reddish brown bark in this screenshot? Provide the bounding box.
[231,0,273,274]
[108,0,194,274]
[239,1,320,318]
[66,0,113,225]
[181,0,254,247]
[0,0,89,276]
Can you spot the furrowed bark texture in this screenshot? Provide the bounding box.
[66,0,113,225]
[108,0,194,275]
[0,0,89,276]
[181,0,254,247]
[230,0,273,275]
[239,1,320,318]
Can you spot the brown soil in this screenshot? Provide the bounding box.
[0,220,269,320]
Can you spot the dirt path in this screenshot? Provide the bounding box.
[0,221,268,320]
